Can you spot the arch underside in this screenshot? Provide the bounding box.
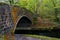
[11,6,33,33]
[17,16,32,27]
[14,16,32,33]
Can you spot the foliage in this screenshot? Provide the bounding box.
[3,0,60,24]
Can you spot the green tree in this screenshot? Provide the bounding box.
[51,0,59,22]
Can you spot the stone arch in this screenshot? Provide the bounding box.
[11,6,34,33]
[14,15,32,33]
[14,15,32,31]
[16,16,32,27]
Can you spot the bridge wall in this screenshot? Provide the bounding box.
[11,6,33,32]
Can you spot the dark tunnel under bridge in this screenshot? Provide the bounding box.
[17,16,32,27]
[14,16,32,33]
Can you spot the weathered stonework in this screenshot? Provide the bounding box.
[0,3,35,40]
[0,3,58,40]
[0,3,13,34]
[0,3,58,33]
[11,6,34,32]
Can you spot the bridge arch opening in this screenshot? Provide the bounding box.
[17,16,32,27]
[14,16,32,34]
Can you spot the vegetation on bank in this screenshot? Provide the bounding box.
[24,34,60,40]
[2,0,60,25]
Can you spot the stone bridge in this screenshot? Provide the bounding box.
[0,3,58,40]
[0,3,58,33]
[11,5,34,32]
[0,3,35,34]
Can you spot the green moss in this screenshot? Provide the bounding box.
[24,34,60,40]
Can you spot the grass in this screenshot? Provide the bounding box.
[0,35,4,40]
[23,34,60,40]
[0,34,60,40]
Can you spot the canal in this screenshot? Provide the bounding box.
[14,28,60,38]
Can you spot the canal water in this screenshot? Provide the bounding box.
[14,29,60,38]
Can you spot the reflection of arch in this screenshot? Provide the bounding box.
[14,15,32,32]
